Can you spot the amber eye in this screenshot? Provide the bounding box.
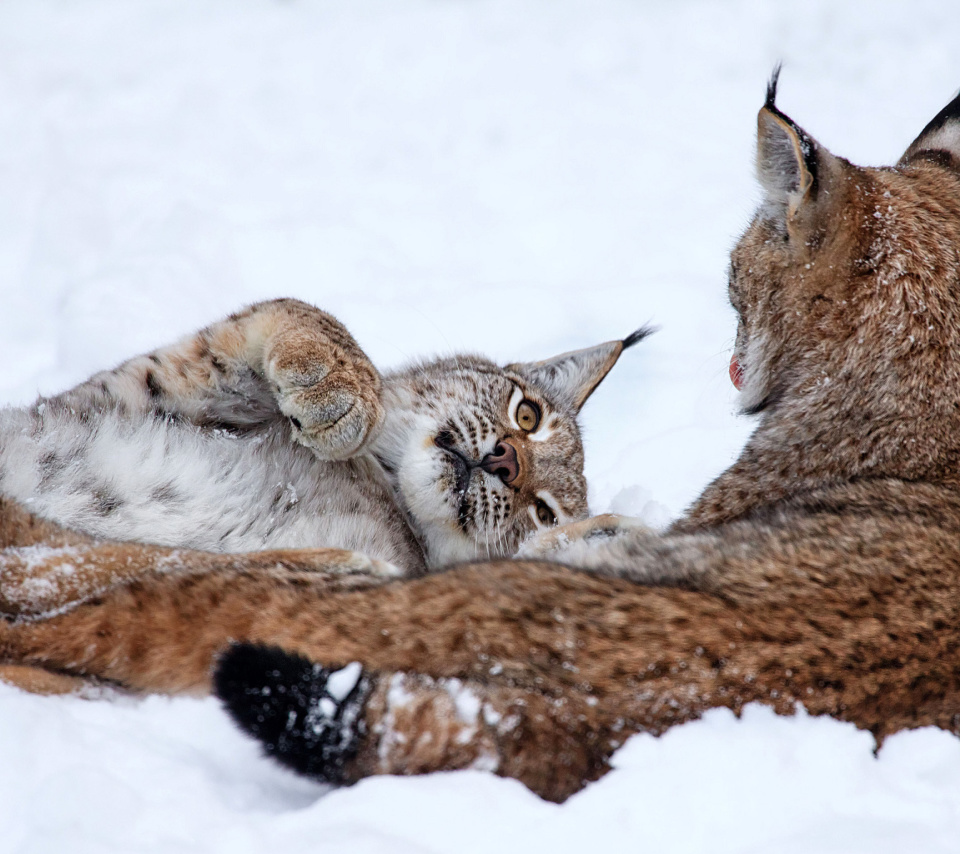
[516,399,541,432]
[535,499,556,527]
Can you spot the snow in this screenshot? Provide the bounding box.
[2,0,960,850]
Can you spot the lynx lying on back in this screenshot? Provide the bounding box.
[0,299,645,593]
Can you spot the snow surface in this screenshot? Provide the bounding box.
[2,1,960,851]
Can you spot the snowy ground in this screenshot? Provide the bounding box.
[2,1,960,851]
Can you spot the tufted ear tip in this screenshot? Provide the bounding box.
[754,69,849,237]
[508,325,653,413]
[765,62,783,111]
[622,324,657,351]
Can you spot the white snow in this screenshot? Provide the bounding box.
[2,0,960,851]
[325,662,363,703]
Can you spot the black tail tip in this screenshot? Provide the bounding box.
[213,642,370,784]
[622,324,657,350]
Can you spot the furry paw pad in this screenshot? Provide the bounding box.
[214,643,370,784]
[274,378,382,460]
[282,382,382,459]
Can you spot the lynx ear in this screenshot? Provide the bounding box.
[507,326,653,414]
[756,68,823,216]
[900,88,960,168]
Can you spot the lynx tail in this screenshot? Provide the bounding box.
[214,643,371,784]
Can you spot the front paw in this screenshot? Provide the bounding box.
[517,513,649,559]
[264,336,383,460]
[277,375,384,460]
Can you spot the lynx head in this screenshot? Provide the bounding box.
[374,330,651,568]
[728,70,960,427]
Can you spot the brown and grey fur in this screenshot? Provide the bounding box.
[5,75,960,804]
[0,297,641,605]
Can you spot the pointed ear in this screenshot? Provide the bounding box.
[507,326,653,414]
[900,88,960,168]
[756,68,828,220]
[754,68,849,240]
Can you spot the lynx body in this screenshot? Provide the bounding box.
[0,299,643,614]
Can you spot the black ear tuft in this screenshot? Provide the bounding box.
[765,63,783,110]
[622,324,657,350]
[756,68,823,204]
[214,643,370,784]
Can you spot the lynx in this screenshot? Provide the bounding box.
[0,298,646,618]
[5,74,960,803]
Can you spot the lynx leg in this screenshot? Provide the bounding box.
[248,299,385,459]
[214,644,613,803]
[517,513,651,560]
[0,664,103,696]
[1,534,402,620]
[47,298,384,460]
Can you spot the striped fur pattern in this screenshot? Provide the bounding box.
[0,299,641,614]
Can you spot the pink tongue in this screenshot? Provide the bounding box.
[729,355,743,390]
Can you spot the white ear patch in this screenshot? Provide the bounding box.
[913,123,960,161]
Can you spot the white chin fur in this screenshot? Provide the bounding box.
[737,331,772,412]
[395,429,476,568]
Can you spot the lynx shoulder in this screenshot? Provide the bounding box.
[6,75,960,803]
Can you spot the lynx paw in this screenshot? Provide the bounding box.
[214,643,371,784]
[294,549,405,580]
[267,358,384,460]
[517,513,650,559]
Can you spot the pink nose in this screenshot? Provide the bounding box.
[480,441,520,485]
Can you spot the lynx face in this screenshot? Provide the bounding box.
[382,360,584,566]
[375,333,650,568]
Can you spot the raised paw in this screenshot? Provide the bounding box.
[281,379,383,460]
[264,334,384,461]
[214,643,371,784]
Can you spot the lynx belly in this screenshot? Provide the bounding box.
[0,406,424,573]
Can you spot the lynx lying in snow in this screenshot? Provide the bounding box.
[6,73,960,803]
[0,298,646,619]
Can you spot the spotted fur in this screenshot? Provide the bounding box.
[3,75,954,801]
[0,299,644,614]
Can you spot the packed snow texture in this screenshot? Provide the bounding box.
[2,1,960,851]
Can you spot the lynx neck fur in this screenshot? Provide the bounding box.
[0,299,646,577]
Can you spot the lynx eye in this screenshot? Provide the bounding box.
[516,399,541,432]
[534,499,556,527]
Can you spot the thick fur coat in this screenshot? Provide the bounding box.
[4,75,960,802]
